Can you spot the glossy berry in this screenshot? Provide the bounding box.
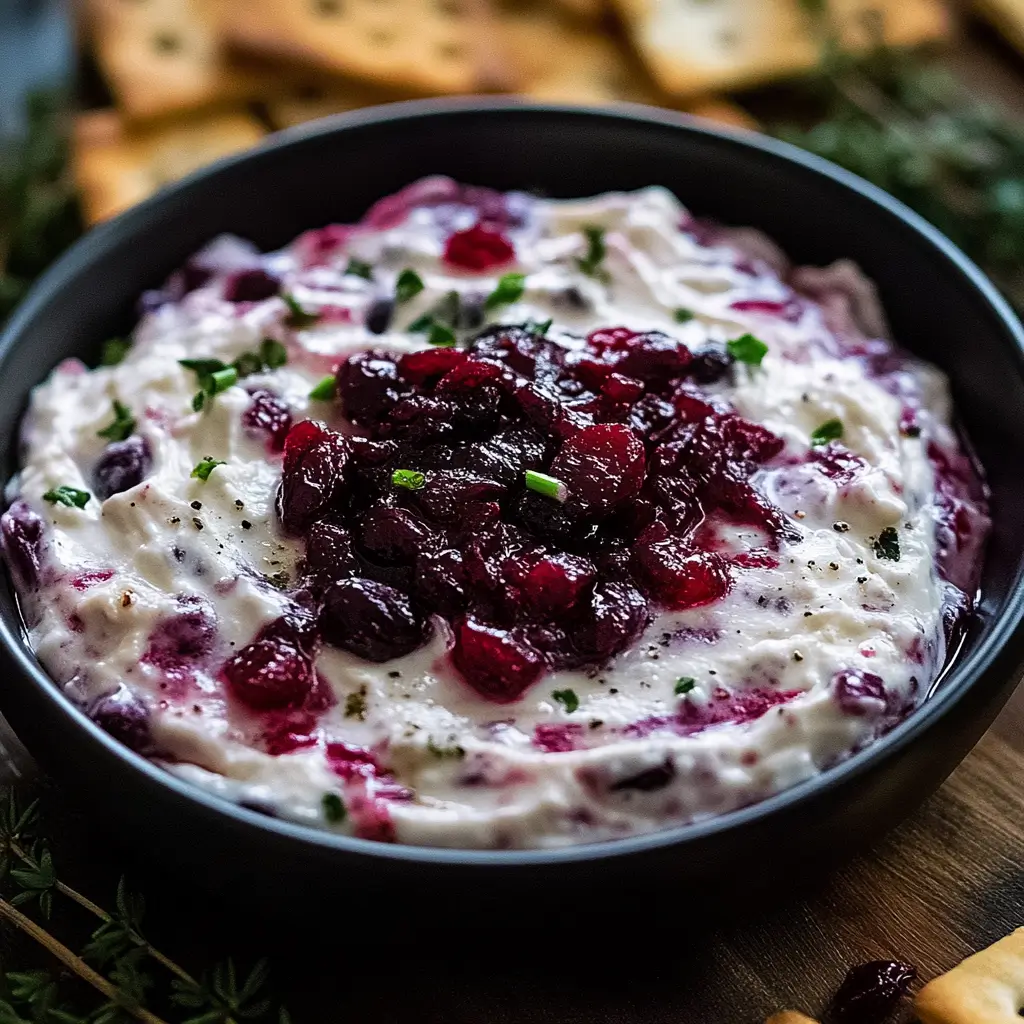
[276,421,349,534]
[94,436,151,499]
[0,501,44,589]
[319,577,428,662]
[243,388,293,452]
[222,636,314,710]
[443,225,516,272]
[453,617,545,703]
[91,693,154,754]
[224,268,281,302]
[634,523,732,609]
[825,960,916,1024]
[550,423,646,514]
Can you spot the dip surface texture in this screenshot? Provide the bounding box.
[2,179,990,849]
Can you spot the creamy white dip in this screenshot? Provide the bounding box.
[2,179,989,849]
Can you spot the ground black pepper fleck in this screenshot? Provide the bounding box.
[190,500,202,510]
[192,518,204,530]
[241,520,252,530]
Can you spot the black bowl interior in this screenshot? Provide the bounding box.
[1,101,1023,906]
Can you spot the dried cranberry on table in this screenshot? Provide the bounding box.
[824,959,917,1024]
[260,321,791,704]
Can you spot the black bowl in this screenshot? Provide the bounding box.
[2,100,1024,912]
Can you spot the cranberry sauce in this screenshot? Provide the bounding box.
[270,323,794,704]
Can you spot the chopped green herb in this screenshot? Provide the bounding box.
[282,293,320,328]
[96,399,135,442]
[395,268,425,303]
[192,391,206,412]
[525,317,553,336]
[321,792,346,824]
[345,258,374,280]
[427,322,457,347]
[407,312,434,333]
[191,457,225,482]
[344,689,367,721]
[180,358,238,411]
[674,676,697,695]
[100,337,131,366]
[485,272,526,311]
[209,366,238,392]
[231,350,264,377]
[43,486,90,509]
[552,689,579,714]
[810,418,844,446]
[427,737,466,759]
[179,357,228,378]
[392,469,426,491]
[309,375,337,401]
[434,290,461,326]
[576,224,607,278]
[727,333,769,367]
[674,308,695,324]
[873,526,901,562]
[524,470,567,503]
[258,338,288,369]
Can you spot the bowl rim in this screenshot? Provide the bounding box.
[3,96,1024,867]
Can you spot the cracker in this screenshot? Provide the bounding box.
[686,98,759,131]
[765,1013,819,1024]
[610,0,951,97]
[916,927,1024,1024]
[497,9,658,104]
[73,109,265,224]
[218,0,502,96]
[84,0,266,120]
[973,0,1024,56]
[265,78,418,131]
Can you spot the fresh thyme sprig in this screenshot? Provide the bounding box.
[0,791,290,1024]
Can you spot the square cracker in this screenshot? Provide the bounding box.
[916,927,1024,1024]
[84,0,266,121]
[218,0,505,95]
[610,0,951,97]
[496,9,659,104]
[265,78,418,130]
[73,108,265,224]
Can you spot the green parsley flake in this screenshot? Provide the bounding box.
[43,486,90,509]
[180,358,239,411]
[427,737,466,759]
[395,268,425,304]
[873,526,901,562]
[97,399,135,442]
[577,224,607,279]
[524,470,567,503]
[674,676,697,695]
[485,272,526,311]
[810,418,844,446]
[100,337,131,366]
[345,258,374,280]
[525,318,553,336]
[191,456,225,482]
[259,338,288,369]
[283,293,320,328]
[674,308,695,324]
[309,375,337,401]
[322,792,346,824]
[552,689,579,713]
[427,322,457,347]
[392,469,426,491]
[727,333,769,367]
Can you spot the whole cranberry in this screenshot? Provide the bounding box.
[452,617,544,703]
[91,693,154,754]
[549,423,646,515]
[1,501,44,589]
[634,522,732,609]
[224,268,280,302]
[276,421,349,535]
[319,578,429,662]
[443,225,515,272]
[94,436,151,499]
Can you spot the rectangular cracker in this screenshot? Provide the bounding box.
[218,0,504,96]
[265,78,419,131]
[496,8,659,104]
[84,0,266,121]
[916,927,1024,1024]
[73,108,265,224]
[610,0,951,97]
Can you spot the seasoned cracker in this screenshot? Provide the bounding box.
[497,9,658,104]
[610,0,951,97]
[219,0,500,95]
[916,927,1024,1024]
[73,109,265,224]
[765,1013,819,1024]
[265,78,417,131]
[84,0,265,120]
